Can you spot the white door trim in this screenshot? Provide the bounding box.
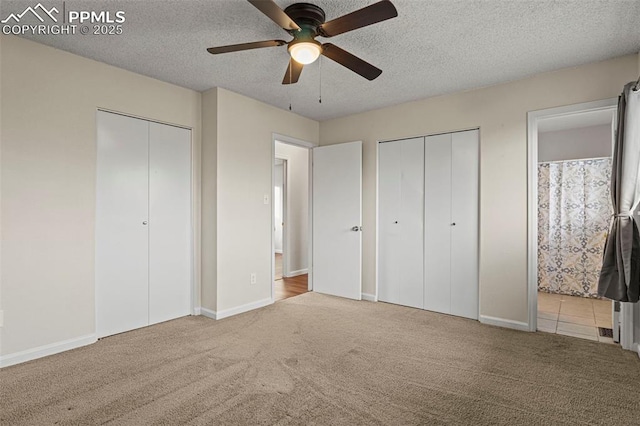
[526,98,618,334]
[271,134,317,301]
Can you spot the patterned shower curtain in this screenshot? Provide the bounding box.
[538,158,612,298]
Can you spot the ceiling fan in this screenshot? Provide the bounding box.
[207,0,398,84]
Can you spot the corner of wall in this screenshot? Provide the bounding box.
[201,87,218,311]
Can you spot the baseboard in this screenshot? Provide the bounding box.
[285,269,308,278]
[193,307,202,316]
[200,307,217,320]
[361,293,377,302]
[633,342,640,359]
[198,298,273,321]
[0,334,97,368]
[480,315,530,332]
[217,298,273,320]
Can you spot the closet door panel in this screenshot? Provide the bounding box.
[96,111,149,338]
[424,134,452,314]
[398,138,424,309]
[148,123,192,325]
[378,141,402,304]
[450,130,479,319]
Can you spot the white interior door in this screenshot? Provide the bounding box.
[398,138,425,308]
[96,111,149,338]
[378,141,402,305]
[424,133,453,314]
[312,141,362,300]
[148,122,192,325]
[450,130,479,320]
[378,138,424,308]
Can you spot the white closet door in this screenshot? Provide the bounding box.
[398,138,424,308]
[450,130,479,319]
[96,111,149,338]
[148,123,192,325]
[378,141,402,304]
[424,133,452,314]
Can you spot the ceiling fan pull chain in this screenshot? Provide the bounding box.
[319,56,322,104]
[289,60,293,111]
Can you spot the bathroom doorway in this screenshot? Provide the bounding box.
[528,100,620,344]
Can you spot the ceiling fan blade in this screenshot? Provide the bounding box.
[248,0,301,31]
[282,59,304,85]
[207,40,287,55]
[318,0,397,37]
[321,43,382,81]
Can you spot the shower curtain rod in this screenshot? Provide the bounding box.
[538,156,611,165]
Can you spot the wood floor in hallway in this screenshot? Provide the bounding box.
[274,253,308,301]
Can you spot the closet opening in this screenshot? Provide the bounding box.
[376,129,479,319]
[528,100,620,344]
[272,136,313,301]
[95,110,194,338]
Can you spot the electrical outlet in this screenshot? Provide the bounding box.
[250,273,257,285]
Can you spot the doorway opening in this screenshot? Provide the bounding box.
[272,137,312,301]
[528,99,620,344]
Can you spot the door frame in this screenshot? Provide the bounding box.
[95,108,197,336]
[271,133,317,301]
[274,157,288,275]
[526,99,621,337]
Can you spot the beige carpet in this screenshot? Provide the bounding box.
[1,293,639,425]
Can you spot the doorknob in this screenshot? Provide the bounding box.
[351,226,362,232]
[451,223,456,226]
[142,221,148,225]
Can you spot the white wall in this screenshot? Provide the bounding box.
[201,89,217,312]
[202,88,318,313]
[274,163,284,253]
[0,35,202,359]
[320,54,638,325]
[275,142,309,275]
[0,35,4,335]
[538,124,612,162]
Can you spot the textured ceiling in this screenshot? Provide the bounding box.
[2,0,640,121]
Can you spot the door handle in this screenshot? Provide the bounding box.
[142,221,148,225]
[351,226,362,232]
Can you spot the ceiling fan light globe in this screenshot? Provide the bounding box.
[289,42,321,65]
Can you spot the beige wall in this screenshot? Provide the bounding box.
[205,88,318,312]
[275,142,309,275]
[0,35,202,356]
[201,88,218,311]
[0,35,4,334]
[320,54,638,324]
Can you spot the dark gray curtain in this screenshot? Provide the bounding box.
[598,82,640,302]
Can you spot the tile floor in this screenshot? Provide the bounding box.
[537,292,615,344]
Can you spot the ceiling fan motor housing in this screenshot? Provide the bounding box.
[284,3,326,40]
